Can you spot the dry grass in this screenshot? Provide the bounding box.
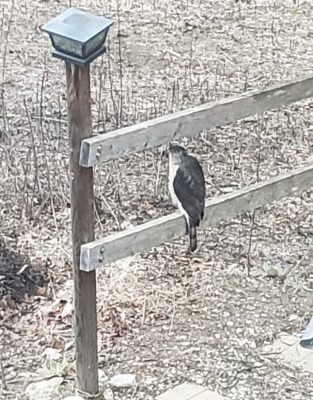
[1,0,313,399]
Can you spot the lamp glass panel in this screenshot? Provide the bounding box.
[52,34,83,57]
[85,31,106,56]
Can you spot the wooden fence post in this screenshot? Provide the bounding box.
[66,62,99,396]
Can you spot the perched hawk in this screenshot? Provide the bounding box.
[167,145,205,252]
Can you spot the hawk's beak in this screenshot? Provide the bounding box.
[161,149,169,158]
[160,144,168,158]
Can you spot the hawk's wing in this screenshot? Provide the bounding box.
[173,155,205,223]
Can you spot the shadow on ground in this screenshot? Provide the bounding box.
[0,238,48,302]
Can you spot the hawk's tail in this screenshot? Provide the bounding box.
[189,224,197,252]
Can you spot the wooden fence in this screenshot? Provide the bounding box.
[79,74,313,272]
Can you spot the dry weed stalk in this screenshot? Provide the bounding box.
[116,0,124,127]
[246,125,262,275]
[0,0,14,141]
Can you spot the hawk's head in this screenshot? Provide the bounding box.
[167,145,187,163]
[168,145,187,162]
[161,144,187,159]
[168,145,187,154]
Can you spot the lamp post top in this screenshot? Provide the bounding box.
[41,7,114,66]
[41,7,114,45]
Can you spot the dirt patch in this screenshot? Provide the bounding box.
[0,237,48,303]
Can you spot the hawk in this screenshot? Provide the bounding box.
[167,145,205,252]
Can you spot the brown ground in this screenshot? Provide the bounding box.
[1,0,313,399]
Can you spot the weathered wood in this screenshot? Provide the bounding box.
[80,75,313,167]
[80,164,313,271]
[66,63,99,394]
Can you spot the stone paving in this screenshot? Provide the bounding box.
[264,333,313,374]
[156,383,224,400]
[157,332,313,400]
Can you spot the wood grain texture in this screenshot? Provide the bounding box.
[80,164,313,271]
[66,63,99,394]
[80,75,313,167]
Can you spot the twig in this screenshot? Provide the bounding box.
[246,210,256,276]
[23,97,41,216]
[100,194,120,229]
[141,294,147,327]
[169,301,176,334]
[247,127,262,275]
[96,55,105,133]
[154,150,163,197]
[0,0,14,142]
[116,0,123,127]
[38,63,58,231]
[0,352,7,390]
[107,41,119,127]
[282,247,312,290]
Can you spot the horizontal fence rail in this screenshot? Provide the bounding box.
[80,75,313,167]
[80,163,313,271]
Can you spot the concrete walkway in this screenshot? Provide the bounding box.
[156,383,224,400]
[157,333,313,400]
[264,333,313,373]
